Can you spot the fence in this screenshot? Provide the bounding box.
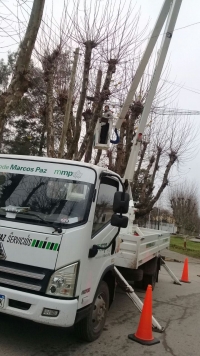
[140,221,177,234]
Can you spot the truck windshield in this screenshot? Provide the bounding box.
[0,173,93,227]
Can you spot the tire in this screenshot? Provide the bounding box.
[141,257,158,276]
[117,267,143,282]
[142,268,157,291]
[75,281,109,342]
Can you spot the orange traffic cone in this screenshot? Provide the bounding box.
[128,285,160,345]
[180,258,191,283]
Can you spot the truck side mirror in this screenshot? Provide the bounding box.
[111,214,128,228]
[113,191,129,214]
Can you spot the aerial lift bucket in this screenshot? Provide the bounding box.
[93,118,113,150]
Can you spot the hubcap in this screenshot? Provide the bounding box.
[92,294,106,332]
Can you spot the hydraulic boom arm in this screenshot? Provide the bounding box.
[115,0,182,183]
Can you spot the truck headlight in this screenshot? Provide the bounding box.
[46,262,79,297]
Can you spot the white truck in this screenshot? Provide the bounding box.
[0,0,182,342]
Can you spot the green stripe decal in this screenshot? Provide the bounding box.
[31,240,60,251]
[31,239,37,247]
[53,243,59,251]
[46,242,52,250]
[38,240,44,248]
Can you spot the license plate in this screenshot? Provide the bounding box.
[0,294,5,308]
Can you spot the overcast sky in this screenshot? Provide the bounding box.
[1,0,200,195]
[137,0,200,192]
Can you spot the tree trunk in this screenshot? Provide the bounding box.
[38,118,46,156]
[107,149,114,170]
[114,102,143,177]
[124,104,142,171]
[132,141,148,193]
[151,146,162,183]
[94,149,102,165]
[42,48,60,158]
[140,155,155,202]
[58,48,79,158]
[0,0,45,146]
[84,69,102,163]
[76,59,117,161]
[66,114,74,153]
[67,41,96,159]
[135,151,177,218]
[46,70,55,157]
[84,138,94,163]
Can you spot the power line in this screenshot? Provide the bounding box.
[152,107,200,116]
[107,101,200,116]
[174,21,200,32]
[145,20,200,43]
[143,72,200,95]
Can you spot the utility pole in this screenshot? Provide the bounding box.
[58,48,79,158]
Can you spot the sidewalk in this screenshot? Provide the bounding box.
[162,248,200,264]
[190,238,200,243]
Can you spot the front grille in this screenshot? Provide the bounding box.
[0,260,53,294]
[0,266,45,280]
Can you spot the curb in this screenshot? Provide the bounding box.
[164,257,182,263]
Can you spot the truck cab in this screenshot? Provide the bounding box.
[0,154,126,341]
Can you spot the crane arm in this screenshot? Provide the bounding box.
[123,0,182,183]
[115,0,172,130]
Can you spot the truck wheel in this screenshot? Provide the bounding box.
[75,281,109,342]
[142,269,157,291]
[117,267,143,282]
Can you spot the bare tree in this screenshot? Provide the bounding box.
[26,0,147,161]
[133,114,199,218]
[0,0,45,146]
[169,181,200,235]
[62,0,148,161]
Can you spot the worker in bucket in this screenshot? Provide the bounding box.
[99,105,113,144]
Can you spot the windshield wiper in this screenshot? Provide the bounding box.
[0,206,62,233]
[19,211,48,223]
[0,207,47,223]
[17,212,63,233]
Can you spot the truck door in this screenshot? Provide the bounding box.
[92,176,119,253]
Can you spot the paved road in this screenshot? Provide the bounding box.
[1,255,200,356]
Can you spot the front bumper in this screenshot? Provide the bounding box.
[0,286,78,327]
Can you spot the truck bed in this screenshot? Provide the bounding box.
[115,225,170,269]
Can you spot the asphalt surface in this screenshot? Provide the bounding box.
[1,251,200,356]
